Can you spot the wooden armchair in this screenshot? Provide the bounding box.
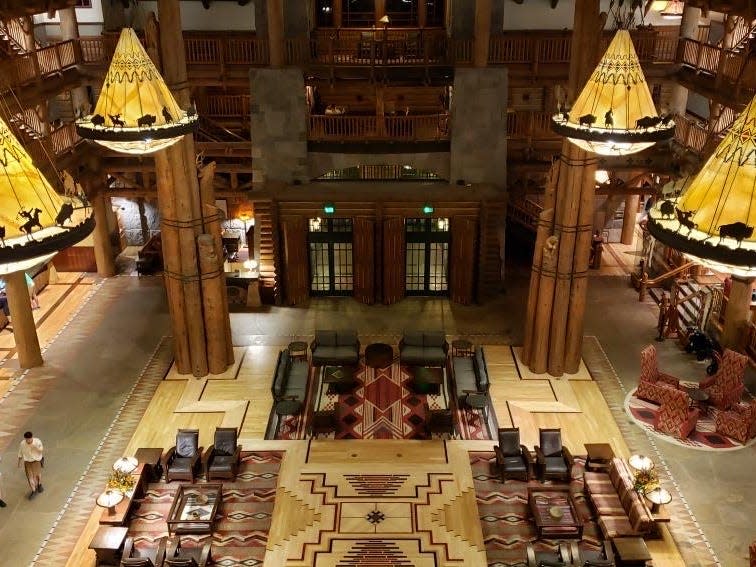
[164,538,211,567]
[526,542,572,567]
[121,536,166,567]
[162,429,203,483]
[700,348,747,410]
[493,427,534,482]
[654,387,699,438]
[570,541,615,566]
[635,345,681,404]
[204,427,242,481]
[535,428,574,482]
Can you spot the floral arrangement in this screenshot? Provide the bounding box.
[633,468,659,493]
[107,469,136,493]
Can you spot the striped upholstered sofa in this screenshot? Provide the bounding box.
[583,457,655,539]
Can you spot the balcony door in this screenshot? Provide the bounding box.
[405,217,449,296]
[308,217,354,296]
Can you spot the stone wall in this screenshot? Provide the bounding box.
[308,151,450,181]
[450,68,508,187]
[111,197,159,246]
[249,68,309,185]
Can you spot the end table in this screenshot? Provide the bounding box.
[89,525,128,566]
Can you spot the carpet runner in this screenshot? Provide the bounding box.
[625,386,755,451]
[470,452,603,567]
[128,451,283,567]
[275,360,491,440]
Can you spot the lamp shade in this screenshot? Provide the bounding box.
[628,454,654,471]
[113,456,138,474]
[648,94,756,276]
[0,116,93,274]
[552,29,674,155]
[76,28,197,155]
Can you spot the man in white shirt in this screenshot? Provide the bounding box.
[17,431,44,500]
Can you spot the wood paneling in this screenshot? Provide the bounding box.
[450,216,477,305]
[52,246,96,272]
[252,199,280,304]
[478,200,507,300]
[383,216,405,305]
[281,217,309,306]
[353,217,375,305]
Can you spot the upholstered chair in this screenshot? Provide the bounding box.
[715,399,756,444]
[162,429,203,483]
[654,387,699,438]
[635,345,681,404]
[120,537,166,567]
[535,428,574,482]
[700,349,747,410]
[493,428,534,482]
[164,538,211,567]
[204,427,242,481]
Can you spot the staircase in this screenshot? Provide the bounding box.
[647,275,724,333]
[0,18,41,56]
[196,115,247,143]
[728,17,756,54]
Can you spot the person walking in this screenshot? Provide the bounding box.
[0,455,7,507]
[18,431,44,499]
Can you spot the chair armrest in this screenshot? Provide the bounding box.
[562,445,574,467]
[190,448,203,469]
[526,543,537,567]
[122,537,134,559]
[309,339,318,352]
[233,445,242,461]
[534,446,545,464]
[155,537,167,567]
[162,447,176,471]
[520,445,535,467]
[699,374,716,389]
[463,389,484,394]
[203,445,216,472]
[602,540,614,562]
[198,542,212,567]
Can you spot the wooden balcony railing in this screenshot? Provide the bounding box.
[308,113,449,142]
[202,94,251,119]
[507,111,558,140]
[0,39,79,93]
[48,122,81,156]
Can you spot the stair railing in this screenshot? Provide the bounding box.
[635,260,696,302]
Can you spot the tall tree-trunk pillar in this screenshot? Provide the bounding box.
[6,270,42,369]
[722,276,754,350]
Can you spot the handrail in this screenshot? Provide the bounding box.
[307,113,450,142]
[636,261,696,301]
[507,197,542,231]
[0,39,79,94]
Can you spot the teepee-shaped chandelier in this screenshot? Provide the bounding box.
[76,28,197,155]
[647,93,756,277]
[0,116,93,274]
[552,29,675,156]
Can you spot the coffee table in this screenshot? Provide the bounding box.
[167,483,223,535]
[527,486,583,539]
[365,343,393,368]
[411,366,444,395]
[585,442,614,473]
[687,387,710,413]
[323,365,356,394]
[88,525,128,566]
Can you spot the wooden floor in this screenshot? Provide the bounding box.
[66,342,686,567]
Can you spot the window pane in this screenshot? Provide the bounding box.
[428,242,448,291]
[333,243,354,291]
[426,0,445,26]
[316,0,334,27]
[405,242,425,290]
[310,243,331,291]
[344,0,374,26]
[386,0,417,26]
[431,217,449,232]
[309,217,325,232]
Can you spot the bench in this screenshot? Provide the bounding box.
[399,331,448,367]
[271,349,309,412]
[451,346,489,404]
[583,457,655,539]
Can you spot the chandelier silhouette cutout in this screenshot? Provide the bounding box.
[552,29,674,155]
[0,116,93,274]
[648,93,756,277]
[76,28,197,155]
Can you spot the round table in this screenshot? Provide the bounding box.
[365,343,394,368]
[687,387,710,413]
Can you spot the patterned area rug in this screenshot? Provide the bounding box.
[275,360,491,440]
[128,451,282,567]
[470,452,603,567]
[625,387,755,451]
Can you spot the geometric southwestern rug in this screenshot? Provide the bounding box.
[276,360,491,440]
[127,451,283,567]
[625,386,756,451]
[470,452,603,567]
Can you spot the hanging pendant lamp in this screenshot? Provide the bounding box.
[647,93,756,277]
[76,28,197,155]
[552,29,674,156]
[0,116,94,274]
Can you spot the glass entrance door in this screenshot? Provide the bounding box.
[308,217,354,296]
[405,217,449,296]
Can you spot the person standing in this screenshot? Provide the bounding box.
[0,455,6,507]
[18,431,44,499]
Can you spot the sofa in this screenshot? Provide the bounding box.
[399,331,448,367]
[451,346,489,403]
[310,330,360,367]
[271,349,309,403]
[583,457,655,539]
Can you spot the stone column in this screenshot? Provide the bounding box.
[88,175,116,277]
[157,0,233,376]
[621,194,639,245]
[670,6,702,115]
[722,276,754,349]
[521,0,601,376]
[6,270,42,369]
[267,0,285,67]
[473,0,492,67]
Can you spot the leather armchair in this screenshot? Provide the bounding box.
[162,429,203,483]
[635,345,681,404]
[700,348,747,410]
[164,538,211,567]
[493,427,533,482]
[204,427,242,481]
[121,537,166,567]
[535,428,574,482]
[715,399,756,444]
[654,387,699,438]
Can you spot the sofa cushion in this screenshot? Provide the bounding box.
[474,348,489,390]
[584,472,614,494]
[287,360,309,389]
[210,455,235,470]
[543,456,568,473]
[500,455,528,472]
[423,331,446,348]
[337,330,358,346]
[628,496,652,532]
[315,330,338,346]
[421,348,448,365]
[592,492,624,516]
[598,515,636,539]
[403,332,424,347]
[170,456,193,473]
[312,346,356,364]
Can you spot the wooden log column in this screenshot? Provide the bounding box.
[267,0,285,67]
[722,276,754,350]
[521,0,600,376]
[621,194,639,245]
[6,270,42,369]
[87,175,116,277]
[157,0,233,376]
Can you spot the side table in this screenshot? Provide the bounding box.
[613,536,651,567]
[88,525,128,566]
[135,447,164,482]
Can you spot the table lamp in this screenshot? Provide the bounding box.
[243,259,259,278]
[113,456,138,474]
[644,486,672,512]
[96,489,124,515]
